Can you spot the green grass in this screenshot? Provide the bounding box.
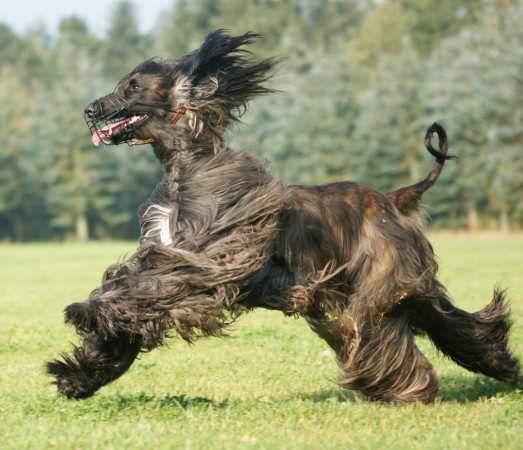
[1,236,522,450]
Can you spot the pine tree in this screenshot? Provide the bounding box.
[0,69,47,240]
[159,0,219,57]
[402,0,482,55]
[421,0,523,229]
[36,19,114,240]
[99,0,154,78]
[231,42,360,185]
[352,40,426,193]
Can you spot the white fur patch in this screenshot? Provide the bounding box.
[187,111,204,137]
[141,204,174,245]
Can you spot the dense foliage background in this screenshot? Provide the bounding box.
[1,0,522,241]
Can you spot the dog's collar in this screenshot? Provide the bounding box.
[130,104,198,146]
[169,105,187,125]
[170,103,199,125]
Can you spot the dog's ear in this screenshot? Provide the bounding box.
[175,30,277,116]
[177,30,257,80]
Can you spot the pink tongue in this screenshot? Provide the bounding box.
[91,118,131,147]
[91,129,109,147]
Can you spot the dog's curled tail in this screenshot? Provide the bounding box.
[387,122,456,217]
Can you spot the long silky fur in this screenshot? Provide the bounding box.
[48,30,519,403]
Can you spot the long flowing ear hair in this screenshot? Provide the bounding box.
[173,30,278,132]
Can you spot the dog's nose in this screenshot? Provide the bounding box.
[84,102,98,118]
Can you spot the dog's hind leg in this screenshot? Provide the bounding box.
[46,333,141,399]
[406,290,520,385]
[309,307,439,403]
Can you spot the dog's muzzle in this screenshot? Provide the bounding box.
[84,94,148,147]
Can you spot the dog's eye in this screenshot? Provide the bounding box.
[129,79,141,92]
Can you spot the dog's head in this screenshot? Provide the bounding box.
[85,30,276,148]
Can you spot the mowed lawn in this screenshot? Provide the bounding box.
[1,235,522,450]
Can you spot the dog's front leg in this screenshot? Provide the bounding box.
[46,333,141,399]
[63,298,100,335]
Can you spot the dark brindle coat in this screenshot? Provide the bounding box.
[47,31,519,403]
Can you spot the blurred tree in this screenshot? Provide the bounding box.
[402,0,482,55]
[353,0,410,66]
[34,19,117,240]
[57,16,99,52]
[421,0,523,230]
[0,69,48,240]
[481,0,523,230]
[0,0,522,239]
[159,0,367,59]
[304,0,365,46]
[354,0,483,65]
[0,23,48,83]
[231,42,360,185]
[159,0,219,57]
[352,40,426,193]
[100,0,154,78]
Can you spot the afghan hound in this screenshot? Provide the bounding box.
[47,30,519,403]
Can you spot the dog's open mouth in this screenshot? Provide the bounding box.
[91,114,149,147]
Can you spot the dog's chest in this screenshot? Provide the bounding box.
[140,203,175,245]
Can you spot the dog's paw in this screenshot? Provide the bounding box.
[55,375,96,399]
[46,359,96,399]
[64,301,98,334]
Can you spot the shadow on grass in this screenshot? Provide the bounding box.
[284,375,520,406]
[308,387,361,403]
[110,393,227,411]
[437,375,521,403]
[289,388,358,404]
[64,377,518,415]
